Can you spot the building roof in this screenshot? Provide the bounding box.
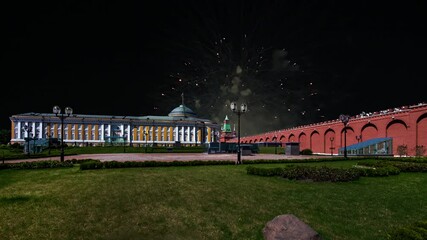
[168,104,197,117]
[339,137,392,151]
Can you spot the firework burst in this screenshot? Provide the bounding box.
[156,1,324,135]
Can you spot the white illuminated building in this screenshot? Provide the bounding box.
[9,101,220,147]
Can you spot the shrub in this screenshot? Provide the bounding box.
[247,165,360,182]
[0,160,73,170]
[283,166,360,182]
[9,143,22,149]
[300,149,313,155]
[397,145,408,157]
[79,160,104,170]
[415,145,426,157]
[246,166,284,176]
[65,159,100,164]
[355,165,400,177]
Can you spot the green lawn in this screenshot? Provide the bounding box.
[1,160,426,240]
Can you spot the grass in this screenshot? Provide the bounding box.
[1,159,427,240]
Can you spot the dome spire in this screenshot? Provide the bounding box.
[168,93,197,117]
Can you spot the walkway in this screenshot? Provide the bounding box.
[4,153,337,163]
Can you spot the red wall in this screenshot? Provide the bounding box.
[235,103,427,156]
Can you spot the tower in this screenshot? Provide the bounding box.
[220,115,235,142]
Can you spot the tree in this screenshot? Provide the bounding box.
[397,144,408,157]
[415,145,426,157]
[0,129,10,145]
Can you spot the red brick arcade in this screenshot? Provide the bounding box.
[235,103,427,156]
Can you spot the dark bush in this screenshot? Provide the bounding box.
[0,160,73,170]
[283,166,360,182]
[300,149,313,155]
[65,159,100,164]
[357,160,427,173]
[391,162,427,172]
[10,143,22,149]
[246,166,284,176]
[247,165,360,182]
[80,160,104,170]
[356,165,401,177]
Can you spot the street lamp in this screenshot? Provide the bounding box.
[339,114,350,158]
[23,124,32,157]
[53,106,73,162]
[216,130,221,153]
[194,121,199,147]
[230,102,248,164]
[274,135,278,154]
[123,134,127,153]
[329,137,334,156]
[152,120,155,147]
[144,131,148,153]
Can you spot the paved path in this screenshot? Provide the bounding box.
[5,153,336,163]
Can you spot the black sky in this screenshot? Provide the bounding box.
[1,0,426,135]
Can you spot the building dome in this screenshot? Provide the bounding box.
[168,104,197,117]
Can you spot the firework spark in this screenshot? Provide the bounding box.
[156,1,325,135]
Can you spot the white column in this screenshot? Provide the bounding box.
[186,126,190,142]
[101,124,104,141]
[127,125,131,141]
[178,126,181,142]
[31,122,35,138]
[38,122,43,139]
[24,122,29,138]
[108,124,111,138]
[180,126,185,142]
[192,126,196,143]
[17,122,21,139]
[121,124,125,137]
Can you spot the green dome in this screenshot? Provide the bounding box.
[168,104,197,117]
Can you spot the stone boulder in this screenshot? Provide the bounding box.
[263,214,322,240]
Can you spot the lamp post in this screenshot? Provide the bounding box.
[123,134,127,153]
[152,120,155,147]
[53,106,73,162]
[144,131,148,153]
[194,121,198,147]
[201,121,206,144]
[339,114,350,158]
[129,121,133,147]
[216,130,221,153]
[274,135,278,154]
[23,125,32,157]
[230,102,248,164]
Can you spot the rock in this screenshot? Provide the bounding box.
[263,214,322,240]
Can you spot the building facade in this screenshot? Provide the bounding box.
[9,103,220,147]
[235,103,427,156]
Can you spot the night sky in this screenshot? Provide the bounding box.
[2,1,426,136]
